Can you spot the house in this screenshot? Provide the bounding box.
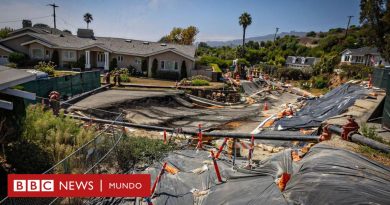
[340,47,389,67]
[285,56,319,69]
[0,25,196,78]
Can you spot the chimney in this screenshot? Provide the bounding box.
[22,20,32,28]
[77,28,94,38]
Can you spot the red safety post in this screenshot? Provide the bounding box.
[150,162,167,198]
[263,102,268,111]
[341,116,359,141]
[163,129,167,144]
[210,150,223,183]
[215,137,228,159]
[197,124,203,149]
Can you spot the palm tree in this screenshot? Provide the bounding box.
[83,13,93,29]
[239,12,252,56]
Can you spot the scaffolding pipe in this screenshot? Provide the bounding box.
[328,125,390,153]
[67,114,320,141]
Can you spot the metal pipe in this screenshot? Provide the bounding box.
[66,114,320,141]
[328,125,390,153]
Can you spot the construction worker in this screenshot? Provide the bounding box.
[49,91,60,116]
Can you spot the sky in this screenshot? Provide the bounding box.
[0,0,361,42]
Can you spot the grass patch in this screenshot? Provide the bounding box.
[360,123,390,146]
[192,79,210,86]
[357,145,390,166]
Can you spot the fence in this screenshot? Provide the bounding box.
[372,67,390,89]
[383,72,390,130]
[21,71,101,102]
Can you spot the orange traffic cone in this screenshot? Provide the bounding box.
[263,102,268,111]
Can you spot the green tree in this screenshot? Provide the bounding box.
[151,59,158,77]
[360,0,390,61]
[83,13,93,29]
[0,27,13,39]
[9,52,27,66]
[159,26,199,45]
[181,60,187,79]
[306,31,317,37]
[33,23,50,29]
[239,12,252,57]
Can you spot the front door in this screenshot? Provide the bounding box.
[97,52,105,68]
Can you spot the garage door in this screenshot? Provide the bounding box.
[0,55,9,65]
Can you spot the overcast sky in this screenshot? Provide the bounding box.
[0,0,361,42]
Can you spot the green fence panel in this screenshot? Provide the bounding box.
[383,72,390,129]
[20,71,101,103]
[373,68,390,89]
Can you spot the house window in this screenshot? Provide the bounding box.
[32,48,43,59]
[117,55,124,62]
[135,58,141,65]
[344,55,350,61]
[63,50,76,61]
[174,61,178,70]
[161,61,165,69]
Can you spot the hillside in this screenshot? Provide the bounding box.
[204,31,307,47]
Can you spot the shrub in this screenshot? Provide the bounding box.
[190,75,211,81]
[34,61,56,76]
[192,79,210,86]
[181,60,187,79]
[156,70,179,80]
[22,104,96,163]
[151,59,158,78]
[9,52,28,66]
[337,64,373,80]
[116,136,175,172]
[51,50,59,66]
[5,141,54,173]
[311,76,329,89]
[5,62,16,68]
[110,58,118,71]
[71,55,85,69]
[120,74,131,82]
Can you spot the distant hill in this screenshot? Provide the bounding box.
[203,31,307,47]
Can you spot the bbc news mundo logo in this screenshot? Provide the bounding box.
[8,174,150,197]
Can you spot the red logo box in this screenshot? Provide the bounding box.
[8,174,151,197]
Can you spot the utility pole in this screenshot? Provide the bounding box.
[345,15,353,38]
[47,3,59,29]
[273,27,279,42]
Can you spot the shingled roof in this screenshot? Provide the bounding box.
[341,47,379,56]
[3,32,196,60]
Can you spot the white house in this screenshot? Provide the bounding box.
[340,47,389,67]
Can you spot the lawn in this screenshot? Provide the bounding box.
[101,76,224,88]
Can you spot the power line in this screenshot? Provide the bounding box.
[0,15,51,24]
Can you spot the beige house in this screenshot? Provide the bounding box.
[0,27,196,78]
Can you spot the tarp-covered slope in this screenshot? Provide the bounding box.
[87,144,390,205]
[149,144,390,205]
[275,83,368,130]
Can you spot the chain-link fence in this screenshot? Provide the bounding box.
[0,107,125,205]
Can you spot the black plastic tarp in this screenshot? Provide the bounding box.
[274,83,368,130]
[87,144,390,205]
